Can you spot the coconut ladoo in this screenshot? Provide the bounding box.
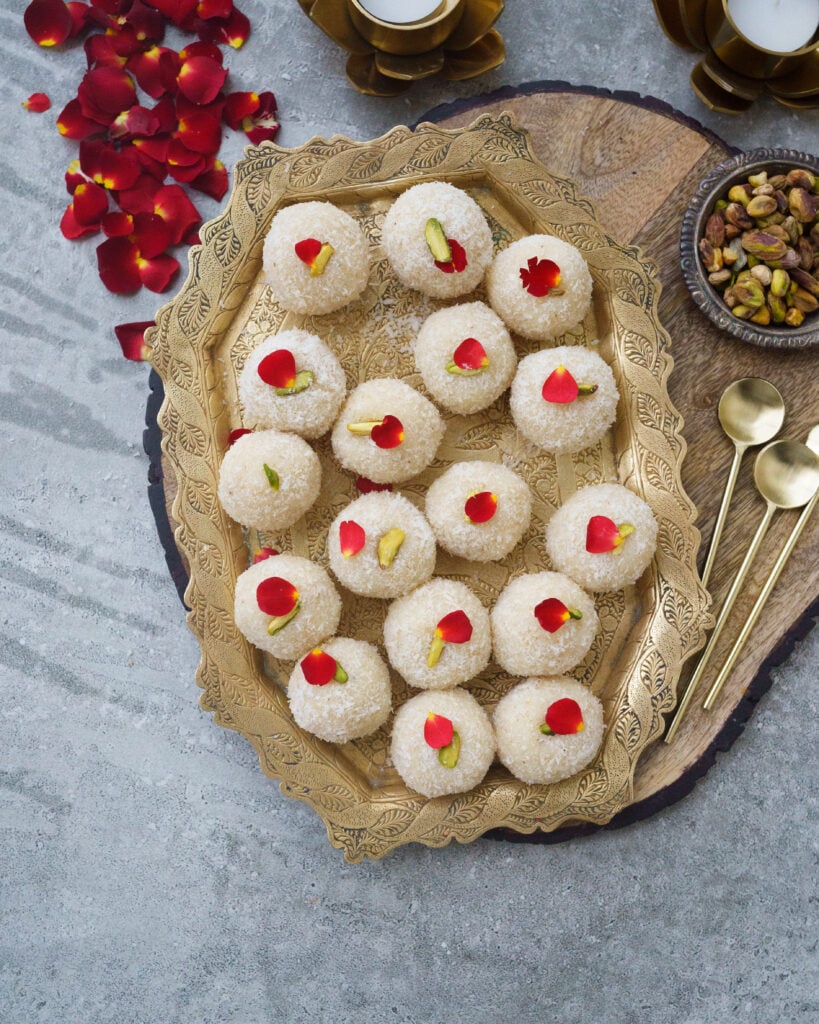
[493,677,605,785]
[238,329,347,439]
[545,482,658,592]
[327,491,436,599]
[381,182,494,299]
[287,637,392,743]
[383,578,492,690]
[234,554,342,661]
[217,429,321,533]
[262,200,369,315]
[486,234,593,341]
[390,688,495,798]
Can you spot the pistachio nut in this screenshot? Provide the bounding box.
[705,213,726,247]
[747,172,768,188]
[768,294,787,323]
[786,168,816,192]
[728,183,753,205]
[740,231,787,261]
[725,202,753,230]
[723,287,738,308]
[774,190,789,214]
[770,269,791,297]
[709,269,731,287]
[733,278,766,309]
[782,215,802,246]
[793,288,819,314]
[768,249,801,271]
[724,224,741,240]
[750,306,771,326]
[784,307,805,327]
[768,174,788,190]
[746,195,778,218]
[750,264,773,287]
[732,305,754,320]
[797,237,815,271]
[752,183,775,196]
[790,268,819,298]
[788,188,819,224]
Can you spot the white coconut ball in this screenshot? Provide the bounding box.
[234,555,342,661]
[486,234,593,341]
[545,483,658,592]
[287,638,392,743]
[490,572,598,677]
[238,329,347,439]
[328,491,436,599]
[331,378,445,484]
[413,301,517,415]
[381,181,493,299]
[391,688,495,798]
[218,429,321,532]
[493,677,605,785]
[510,345,619,454]
[263,200,369,315]
[383,578,491,690]
[425,460,532,562]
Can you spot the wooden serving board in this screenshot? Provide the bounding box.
[145,83,818,840]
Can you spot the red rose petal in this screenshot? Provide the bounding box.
[452,336,488,370]
[72,181,109,225]
[175,109,222,154]
[116,172,162,214]
[132,211,172,259]
[24,0,73,47]
[60,202,100,240]
[65,159,89,194]
[227,427,251,446]
[257,348,296,389]
[152,184,201,245]
[148,0,198,26]
[178,40,224,63]
[128,45,178,98]
[124,0,166,41]
[541,365,579,404]
[294,237,321,266]
[23,92,51,112]
[197,0,232,19]
[84,29,139,70]
[370,415,404,450]
[242,91,279,145]
[176,54,228,105]
[66,0,89,36]
[223,89,258,129]
[533,597,571,634]
[197,6,249,47]
[301,648,338,687]
[97,236,141,292]
[252,546,278,563]
[109,105,162,142]
[464,491,497,524]
[114,320,154,361]
[137,251,180,292]
[520,257,562,297]
[544,697,585,735]
[586,515,622,554]
[339,520,366,559]
[188,159,227,200]
[424,712,454,749]
[78,66,137,125]
[434,237,467,274]
[80,139,141,190]
[57,98,103,140]
[435,609,472,645]
[256,575,299,617]
[355,476,392,494]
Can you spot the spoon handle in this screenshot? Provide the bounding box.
[701,444,744,589]
[665,502,774,743]
[703,487,819,710]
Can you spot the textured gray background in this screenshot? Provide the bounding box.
[1,1,817,1022]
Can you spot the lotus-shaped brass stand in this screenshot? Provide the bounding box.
[298,0,505,96]
[653,0,819,112]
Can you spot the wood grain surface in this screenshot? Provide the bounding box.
[151,84,818,825]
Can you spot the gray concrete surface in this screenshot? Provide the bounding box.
[1,1,817,1021]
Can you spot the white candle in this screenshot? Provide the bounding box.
[726,0,819,52]
[356,0,444,25]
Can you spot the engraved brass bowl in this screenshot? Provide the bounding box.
[149,114,711,861]
[680,148,819,350]
[300,0,505,95]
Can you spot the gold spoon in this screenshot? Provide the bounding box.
[700,378,785,589]
[666,437,819,743]
[703,425,819,710]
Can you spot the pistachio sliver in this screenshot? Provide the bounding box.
[263,463,280,490]
[438,731,461,768]
[332,662,348,684]
[424,218,451,263]
[347,420,383,436]
[266,601,300,636]
[445,361,484,377]
[310,242,334,277]
[576,383,599,396]
[274,370,314,396]
[426,634,445,668]
[377,527,405,569]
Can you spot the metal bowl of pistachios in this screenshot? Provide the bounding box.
[680,148,819,350]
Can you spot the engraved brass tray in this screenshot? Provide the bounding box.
[150,113,711,862]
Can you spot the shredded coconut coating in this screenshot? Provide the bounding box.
[383,578,492,690]
[391,688,495,798]
[381,182,493,299]
[486,235,593,341]
[425,460,532,562]
[493,677,604,785]
[238,329,347,439]
[217,429,321,532]
[331,378,445,484]
[510,345,619,454]
[328,491,436,599]
[234,555,342,661]
[287,637,392,743]
[413,301,517,415]
[262,201,369,315]
[545,483,658,592]
[490,572,598,676]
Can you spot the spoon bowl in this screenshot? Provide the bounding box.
[755,439,819,509]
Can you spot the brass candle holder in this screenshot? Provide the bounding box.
[653,0,819,111]
[299,0,505,96]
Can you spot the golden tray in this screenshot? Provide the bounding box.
[150,113,711,862]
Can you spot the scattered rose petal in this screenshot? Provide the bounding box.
[227,427,251,445]
[464,490,497,524]
[256,575,298,616]
[151,184,201,244]
[339,520,366,559]
[80,139,142,190]
[72,180,110,224]
[586,515,632,553]
[435,237,467,274]
[436,610,472,644]
[451,336,488,371]
[301,648,338,686]
[424,712,454,749]
[78,66,138,125]
[176,53,227,104]
[109,104,162,141]
[189,158,227,199]
[258,348,296,389]
[128,45,178,98]
[96,235,179,292]
[23,92,51,112]
[543,697,585,735]
[356,476,392,494]
[542,365,579,404]
[520,256,561,297]
[197,0,232,20]
[147,0,199,27]
[197,5,249,47]
[57,98,103,140]
[60,202,101,240]
[102,211,135,236]
[370,415,404,450]
[114,320,154,360]
[295,237,322,267]
[25,0,73,47]
[242,90,278,144]
[533,597,579,633]
[252,546,278,563]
